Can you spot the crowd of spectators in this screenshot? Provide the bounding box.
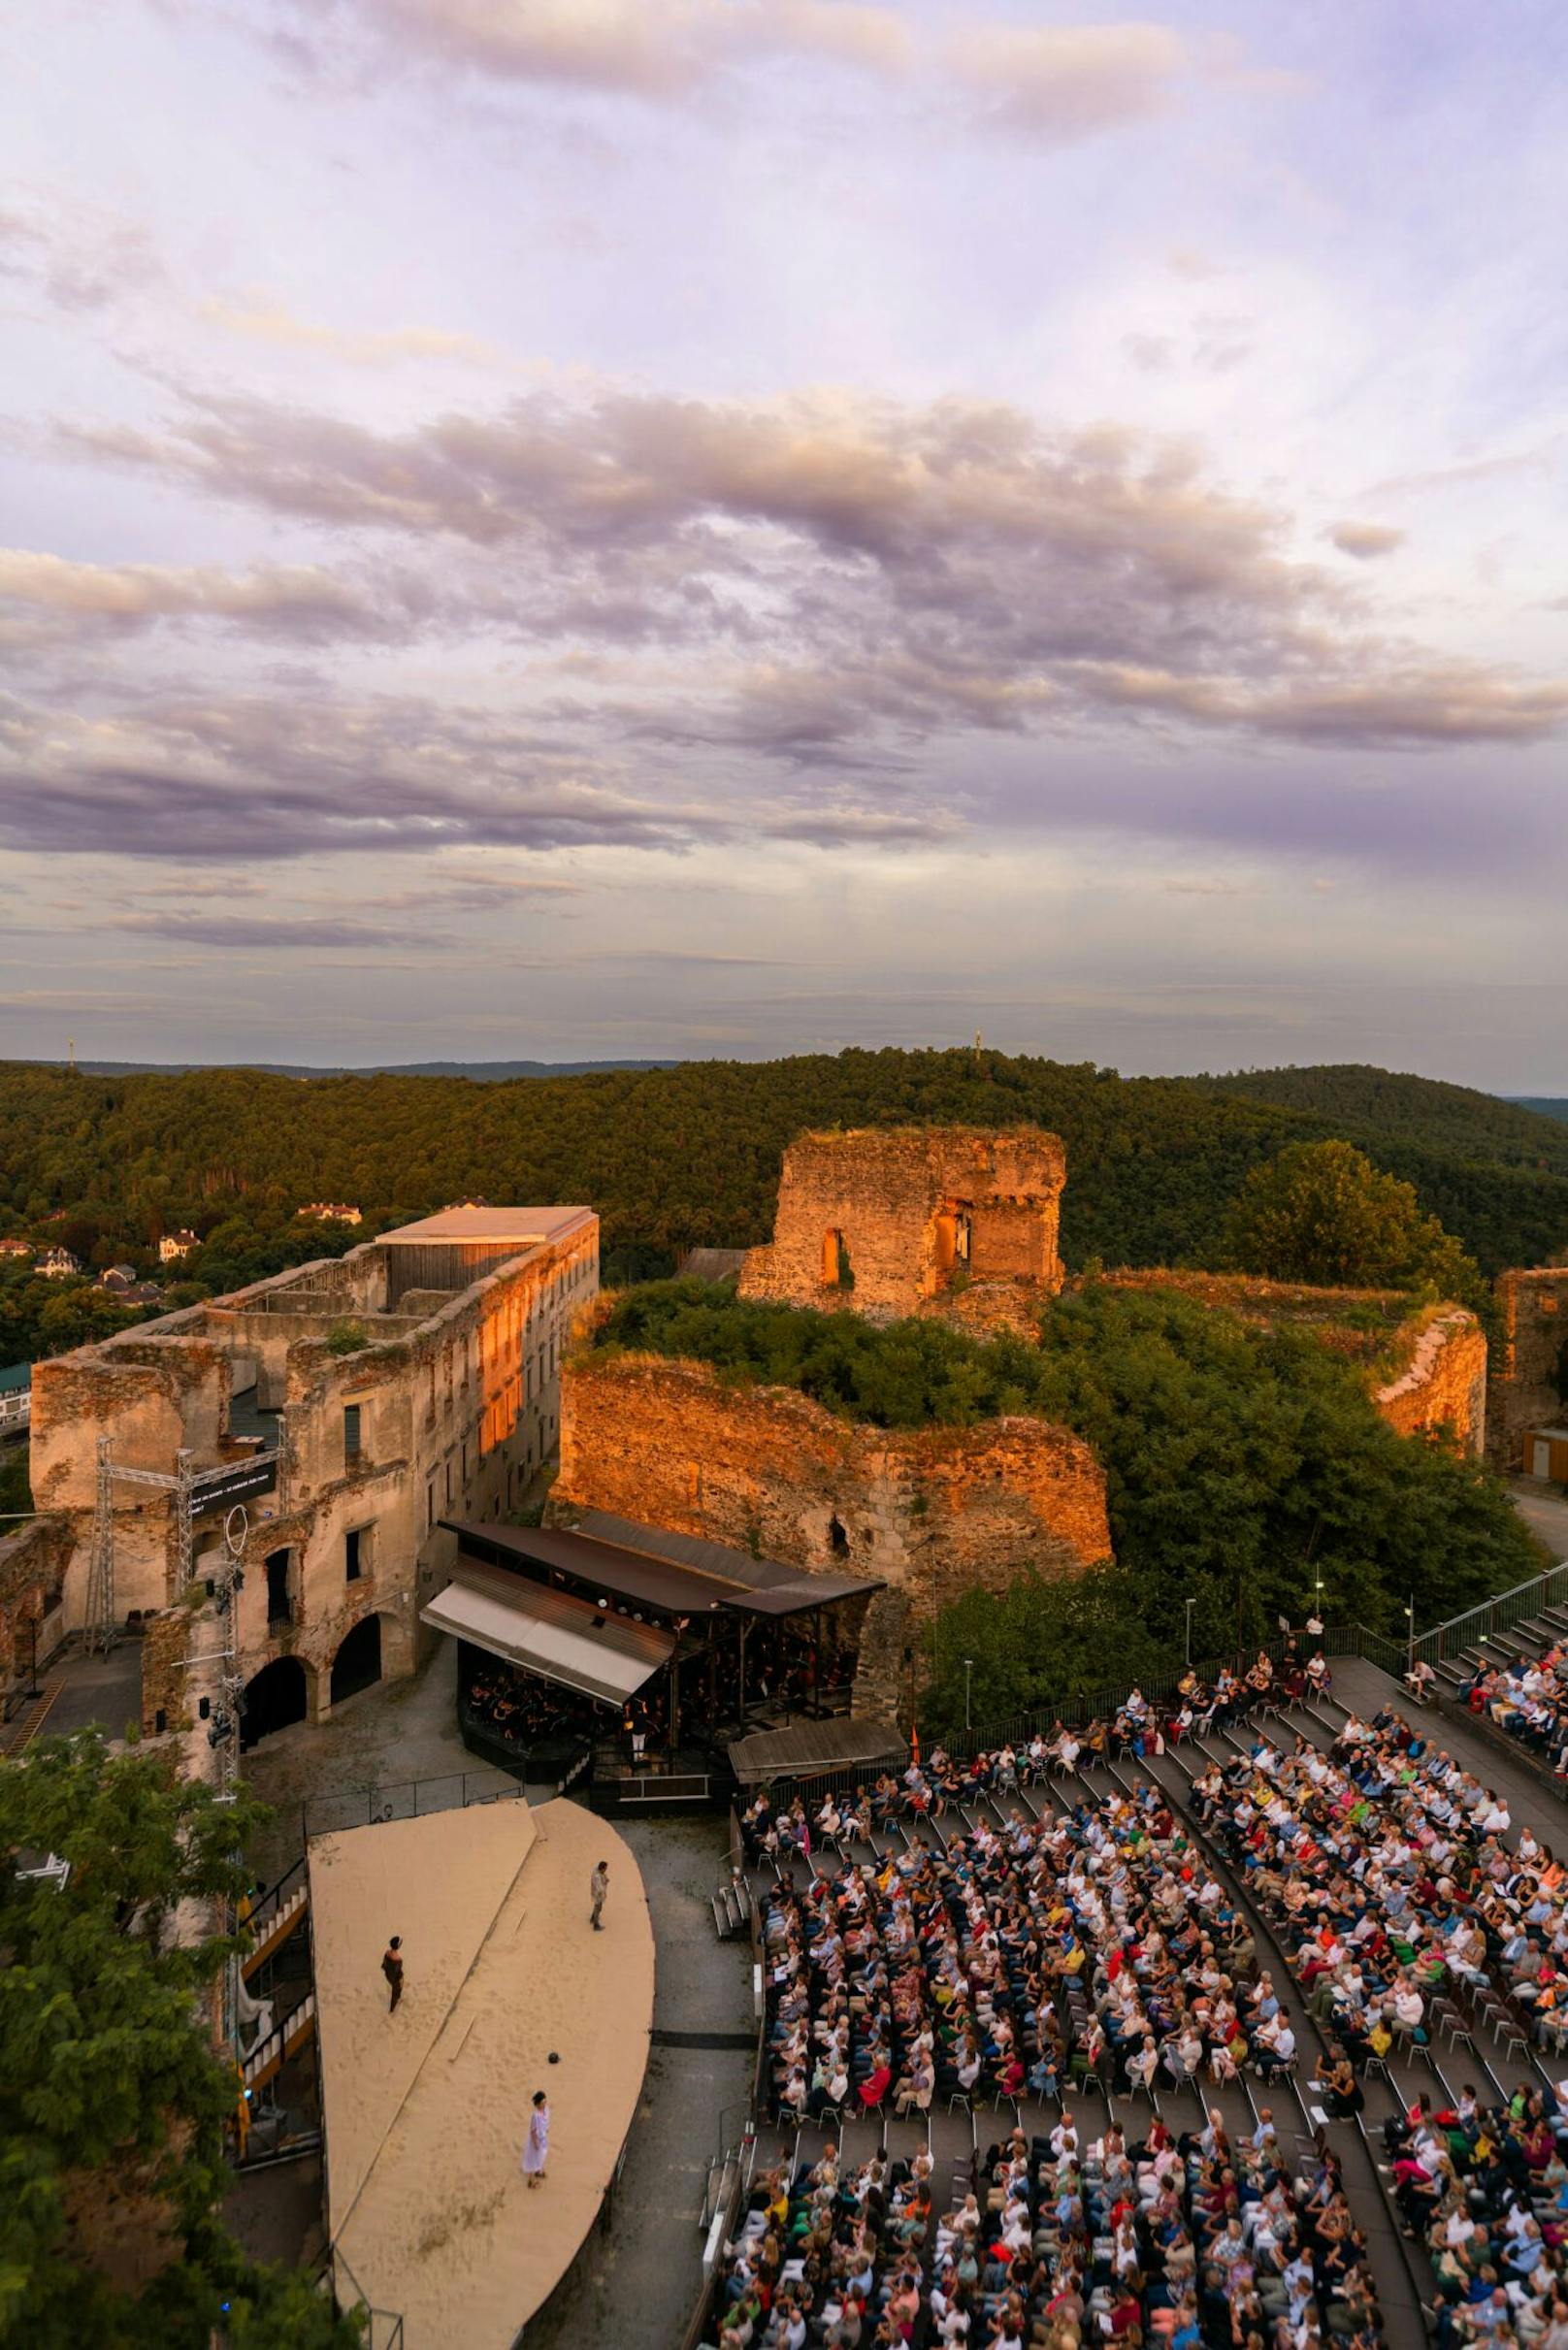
[742,1763,1384,2345]
[1191,1703,1568,2339]
[1458,1646,1568,1779]
[720,2080,1381,2348]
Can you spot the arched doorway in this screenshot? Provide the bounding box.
[330,1614,382,1708]
[242,1655,308,1747]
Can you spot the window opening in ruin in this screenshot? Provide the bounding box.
[345,1524,366,1583]
[343,1403,362,1467]
[821,1228,854,1289]
[829,1515,850,1557]
[265,1547,292,1628]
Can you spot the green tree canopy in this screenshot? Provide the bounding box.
[1220,1139,1482,1299]
[0,1733,363,2350]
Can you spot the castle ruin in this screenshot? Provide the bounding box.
[738,1126,1066,1320]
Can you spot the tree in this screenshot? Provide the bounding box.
[0,1733,364,2350]
[1220,1140,1483,1300]
[921,1566,1165,1738]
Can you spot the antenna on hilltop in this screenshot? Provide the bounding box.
[67,1036,76,1074]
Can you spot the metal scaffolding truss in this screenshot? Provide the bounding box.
[84,1441,276,1660]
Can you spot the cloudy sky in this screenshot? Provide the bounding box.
[2,0,1564,1081]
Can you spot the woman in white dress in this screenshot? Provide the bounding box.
[522,2090,550,2188]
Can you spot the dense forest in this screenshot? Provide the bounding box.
[1,1050,1565,1369]
[599,1278,1543,1714]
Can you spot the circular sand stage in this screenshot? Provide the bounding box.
[307,1797,653,2348]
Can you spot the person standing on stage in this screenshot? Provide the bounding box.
[381,1934,404,2013]
[521,2090,550,2187]
[590,1859,609,1931]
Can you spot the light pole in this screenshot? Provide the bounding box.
[1406,1594,1416,1677]
[1184,1599,1195,1668]
[963,1656,973,1733]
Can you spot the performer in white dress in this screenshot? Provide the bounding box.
[521,2090,550,2187]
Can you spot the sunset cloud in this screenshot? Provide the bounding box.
[949,21,1190,142]
[3,0,1564,1078]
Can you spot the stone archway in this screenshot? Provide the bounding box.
[241,1655,309,1747]
[329,1613,383,1708]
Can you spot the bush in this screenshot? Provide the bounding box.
[324,1320,369,1355]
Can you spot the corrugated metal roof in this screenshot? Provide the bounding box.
[568,1511,880,1609]
[727,1717,908,1786]
[445,1516,881,1622]
[379,1207,593,1245]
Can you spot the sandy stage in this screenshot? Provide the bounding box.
[308,1798,654,2349]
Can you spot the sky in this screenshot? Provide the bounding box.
[1,0,1565,1083]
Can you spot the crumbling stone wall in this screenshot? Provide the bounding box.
[26,1217,598,1722]
[1373,1309,1488,1456]
[553,1353,1110,1721]
[1491,1268,1568,1470]
[0,1515,69,1703]
[138,1606,196,1737]
[739,1127,1066,1321]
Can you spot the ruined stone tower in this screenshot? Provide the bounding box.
[737,1126,1067,1322]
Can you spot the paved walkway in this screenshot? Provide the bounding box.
[0,1636,143,1754]
[1509,1476,1568,1563]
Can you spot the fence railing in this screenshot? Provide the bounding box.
[298,1768,522,1844]
[1410,1562,1568,1673]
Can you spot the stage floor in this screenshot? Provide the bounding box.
[308,1798,653,2349]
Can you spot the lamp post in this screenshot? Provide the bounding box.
[963,1655,973,1734]
[1184,1599,1195,1668]
[1406,1595,1416,1677]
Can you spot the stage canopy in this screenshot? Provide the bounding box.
[421,1555,673,1709]
[727,1715,909,1787]
[441,1513,880,1624]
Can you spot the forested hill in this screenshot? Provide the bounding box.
[1515,1098,1568,1126]
[2,1049,1567,1282]
[1197,1064,1568,1174]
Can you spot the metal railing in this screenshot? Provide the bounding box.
[297,1768,523,1844]
[614,1770,714,1806]
[321,2248,404,2350]
[1411,1561,1568,1672]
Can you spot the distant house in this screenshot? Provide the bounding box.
[158,1229,199,1263]
[99,1264,140,1291]
[298,1202,363,1225]
[441,1196,490,1212]
[38,1248,81,1279]
[0,1238,32,1261]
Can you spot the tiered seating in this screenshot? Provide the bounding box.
[1176,1697,1568,2341]
[741,1754,1386,2346]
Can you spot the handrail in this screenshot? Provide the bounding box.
[1410,1561,1568,1672]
